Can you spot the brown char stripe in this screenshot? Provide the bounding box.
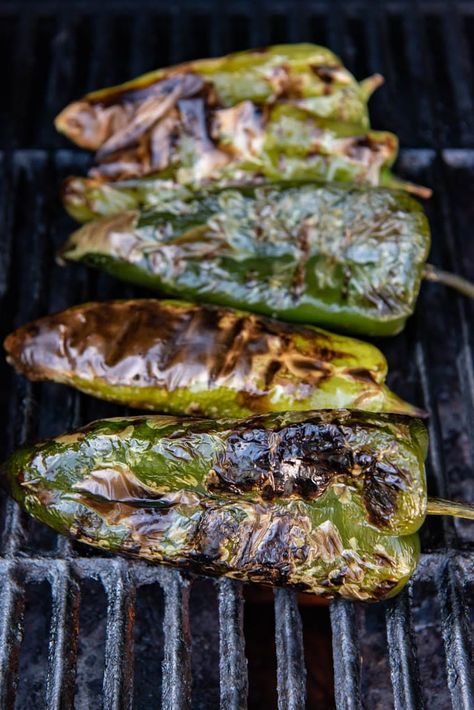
[207,311,248,384]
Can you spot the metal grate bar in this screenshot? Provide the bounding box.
[0,564,25,708]
[129,15,155,78]
[436,151,474,468]
[40,14,77,147]
[217,578,248,709]
[402,6,437,146]
[1,501,25,558]
[274,589,307,710]
[0,551,464,583]
[208,4,224,56]
[86,14,115,92]
[8,12,36,148]
[248,1,268,48]
[325,2,344,54]
[330,600,362,710]
[385,585,424,710]
[415,340,454,540]
[2,151,53,558]
[169,7,185,65]
[440,5,474,146]
[437,559,474,709]
[101,561,136,710]
[0,153,13,298]
[161,570,192,710]
[45,561,81,709]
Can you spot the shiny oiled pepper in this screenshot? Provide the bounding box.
[4,299,423,417]
[59,182,430,337]
[54,43,429,222]
[2,410,428,601]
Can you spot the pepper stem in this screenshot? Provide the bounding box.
[381,172,433,199]
[423,263,474,300]
[360,74,385,100]
[427,496,474,521]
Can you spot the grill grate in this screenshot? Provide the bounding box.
[1,1,474,707]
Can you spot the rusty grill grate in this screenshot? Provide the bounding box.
[1,1,474,708]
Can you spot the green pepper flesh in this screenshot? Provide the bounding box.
[60,182,430,336]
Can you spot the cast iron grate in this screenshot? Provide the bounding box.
[1,1,474,708]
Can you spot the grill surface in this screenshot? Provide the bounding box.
[1,1,474,708]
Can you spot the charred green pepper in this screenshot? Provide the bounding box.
[59,181,431,336]
[54,43,429,222]
[2,410,430,600]
[4,299,422,417]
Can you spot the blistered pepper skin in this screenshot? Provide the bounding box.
[54,43,429,222]
[60,127,402,223]
[2,410,427,601]
[4,299,422,417]
[59,182,430,337]
[56,44,377,146]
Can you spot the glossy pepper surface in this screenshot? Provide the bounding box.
[2,410,428,601]
[4,299,422,417]
[59,182,430,337]
[54,43,428,222]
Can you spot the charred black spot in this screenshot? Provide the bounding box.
[291,581,314,593]
[310,64,339,83]
[362,461,409,528]
[95,72,204,107]
[345,136,374,161]
[190,502,311,585]
[289,357,329,373]
[372,578,399,600]
[193,505,240,562]
[263,359,282,389]
[327,569,346,586]
[373,552,396,568]
[209,314,247,382]
[213,421,354,501]
[348,368,378,385]
[211,428,271,492]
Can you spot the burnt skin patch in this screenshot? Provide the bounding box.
[310,64,340,83]
[191,501,312,584]
[210,417,412,529]
[362,460,409,528]
[210,428,271,493]
[212,421,352,501]
[372,578,399,600]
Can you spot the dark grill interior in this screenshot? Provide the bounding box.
[1,1,474,707]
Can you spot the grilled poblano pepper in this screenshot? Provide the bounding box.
[2,410,429,600]
[54,43,429,221]
[4,299,422,417]
[59,182,430,336]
